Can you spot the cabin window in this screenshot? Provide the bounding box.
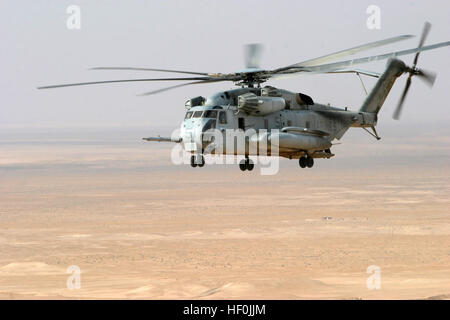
[185,111,193,119]
[192,111,203,118]
[203,110,218,118]
[238,118,245,130]
[285,100,291,109]
[218,111,227,124]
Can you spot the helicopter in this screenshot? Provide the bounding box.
[39,23,449,172]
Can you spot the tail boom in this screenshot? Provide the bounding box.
[359,59,406,114]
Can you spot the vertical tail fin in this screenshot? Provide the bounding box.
[359,59,406,114]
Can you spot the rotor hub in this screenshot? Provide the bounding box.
[406,66,420,75]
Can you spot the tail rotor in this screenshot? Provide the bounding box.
[393,22,437,120]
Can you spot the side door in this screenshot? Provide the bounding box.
[217,110,229,155]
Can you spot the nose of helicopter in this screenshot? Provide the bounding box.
[181,117,214,152]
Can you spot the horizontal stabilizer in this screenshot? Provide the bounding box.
[142,136,182,143]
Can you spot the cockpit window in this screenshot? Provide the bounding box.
[218,111,227,124]
[192,111,203,118]
[185,111,193,119]
[203,110,218,118]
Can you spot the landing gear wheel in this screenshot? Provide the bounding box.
[299,157,307,168]
[198,155,205,167]
[247,159,254,171]
[190,155,197,168]
[191,155,205,167]
[239,159,247,171]
[306,157,314,168]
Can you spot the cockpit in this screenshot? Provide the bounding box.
[183,107,228,134]
[184,110,219,119]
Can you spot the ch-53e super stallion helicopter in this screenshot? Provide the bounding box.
[39,23,449,172]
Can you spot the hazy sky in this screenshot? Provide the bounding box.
[1,0,449,129]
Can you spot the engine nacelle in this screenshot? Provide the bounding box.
[237,92,285,116]
[185,96,205,109]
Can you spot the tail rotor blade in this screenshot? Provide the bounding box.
[392,23,435,120]
[393,75,412,120]
[417,22,431,49]
[413,22,431,67]
[417,69,437,87]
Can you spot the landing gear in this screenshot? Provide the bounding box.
[198,156,205,167]
[299,157,307,168]
[239,160,247,171]
[190,154,205,168]
[299,156,314,168]
[239,157,254,171]
[190,155,197,167]
[306,157,314,168]
[247,159,254,171]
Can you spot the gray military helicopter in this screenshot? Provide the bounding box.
[39,23,449,171]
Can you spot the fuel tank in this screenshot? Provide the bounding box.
[269,132,332,151]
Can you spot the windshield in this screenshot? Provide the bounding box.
[192,111,203,118]
[203,110,218,118]
[185,111,193,119]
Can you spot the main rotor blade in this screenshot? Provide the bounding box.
[244,43,263,69]
[393,75,412,120]
[139,79,229,96]
[90,67,210,76]
[37,77,214,89]
[413,22,431,67]
[274,41,450,75]
[269,68,380,82]
[324,69,381,78]
[288,34,415,68]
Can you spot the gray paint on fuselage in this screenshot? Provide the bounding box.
[194,86,355,142]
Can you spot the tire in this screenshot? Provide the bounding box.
[247,159,254,171]
[239,160,247,171]
[198,155,205,167]
[306,157,314,168]
[299,157,307,168]
[190,155,197,167]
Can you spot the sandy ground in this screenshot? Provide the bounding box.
[0,128,449,299]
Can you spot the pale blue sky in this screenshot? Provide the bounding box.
[1,0,449,129]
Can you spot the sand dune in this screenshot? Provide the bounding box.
[0,131,449,299]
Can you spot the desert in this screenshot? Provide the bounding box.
[0,126,448,299]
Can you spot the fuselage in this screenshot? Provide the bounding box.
[179,86,376,158]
